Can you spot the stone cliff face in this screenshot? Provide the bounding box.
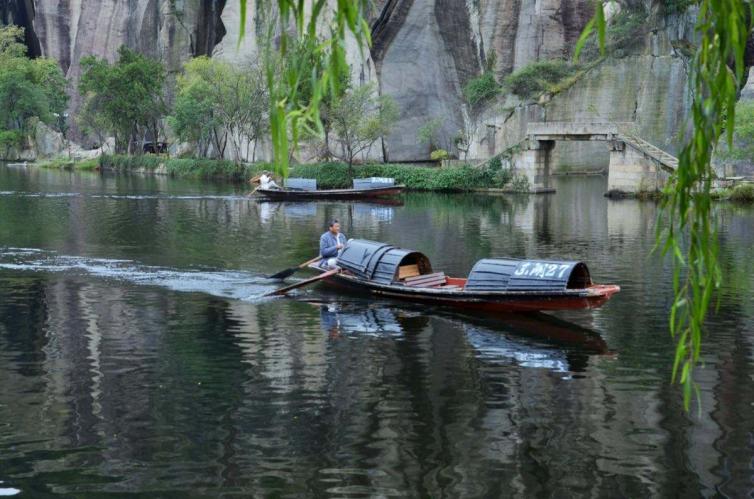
[466,8,699,171]
[4,0,698,164]
[370,0,594,161]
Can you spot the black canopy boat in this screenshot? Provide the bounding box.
[256,177,404,200]
[308,239,620,312]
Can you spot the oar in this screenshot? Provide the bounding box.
[262,269,339,297]
[268,256,323,280]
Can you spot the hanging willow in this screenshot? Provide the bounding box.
[577,1,752,410]
[238,0,371,177]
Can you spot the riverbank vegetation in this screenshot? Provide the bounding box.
[79,46,166,154]
[0,26,68,158]
[91,154,515,191]
[170,56,268,163]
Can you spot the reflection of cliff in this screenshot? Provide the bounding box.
[2,263,754,494]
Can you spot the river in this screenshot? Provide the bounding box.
[0,163,752,497]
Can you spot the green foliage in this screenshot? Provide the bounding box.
[328,83,398,168]
[418,118,443,150]
[289,162,502,191]
[661,0,695,15]
[98,153,514,190]
[430,149,449,161]
[509,175,530,193]
[580,0,748,411]
[0,26,68,158]
[98,154,267,181]
[169,56,268,162]
[79,46,166,154]
[729,183,754,203]
[656,0,751,411]
[576,8,648,61]
[488,156,502,171]
[38,157,98,170]
[242,0,371,177]
[719,100,754,160]
[463,72,500,106]
[503,60,577,100]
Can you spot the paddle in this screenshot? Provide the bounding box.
[268,256,323,280]
[262,269,339,297]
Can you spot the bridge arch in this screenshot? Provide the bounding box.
[510,122,677,194]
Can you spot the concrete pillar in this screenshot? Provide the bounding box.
[513,139,555,193]
[607,141,665,195]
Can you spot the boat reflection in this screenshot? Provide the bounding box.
[318,302,428,338]
[310,300,609,371]
[255,197,404,206]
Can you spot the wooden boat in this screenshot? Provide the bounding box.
[256,184,405,200]
[255,176,404,200]
[308,239,620,312]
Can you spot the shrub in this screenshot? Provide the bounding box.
[418,118,443,151]
[463,72,501,106]
[430,149,449,161]
[96,156,512,190]
[578,10,648,60]
[730,183,754,203]
[493,168,512,187]
[488,155,502,171]
[503,60,576,100]
[719,100,754,161]
[76,158,99,170]
[98,154,268,181]
[662,0,694,15]
[509,175,531,192]
[290,162,499,191]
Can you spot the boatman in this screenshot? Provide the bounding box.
[320,219,347,268]
[249,171,280,191]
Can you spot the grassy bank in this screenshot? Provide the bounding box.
[98,154,269,181]
[290,162,509,191]
[38,158,99,171]
[713,183,754,203]
[92,155,513,191]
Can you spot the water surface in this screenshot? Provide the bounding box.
[0,164,753,497]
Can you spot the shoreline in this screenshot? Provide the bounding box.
[12,156,754,202]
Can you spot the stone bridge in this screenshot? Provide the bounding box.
[511,122,678,194]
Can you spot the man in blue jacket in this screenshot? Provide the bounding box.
[319,219,346,267]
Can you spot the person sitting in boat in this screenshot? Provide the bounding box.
[319,219,347,268]
[250,171,280,190]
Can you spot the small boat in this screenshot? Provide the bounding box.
[255,177,404,200]
[308,239,620,312]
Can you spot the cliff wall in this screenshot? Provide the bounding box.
[3,0,702,167]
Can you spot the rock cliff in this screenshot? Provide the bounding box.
[467,8,699,171]
[3,0,706,166]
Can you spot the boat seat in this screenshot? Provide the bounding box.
[403,272,447,288]
[398,264,421,280]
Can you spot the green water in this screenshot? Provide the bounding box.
[0,164,753,497]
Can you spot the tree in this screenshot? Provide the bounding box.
[418,118,443,154]
[169,56,269,162]
[0,26,68,158]
[239,0,371,175]
[328,83,397,173]
[78,46,167,154]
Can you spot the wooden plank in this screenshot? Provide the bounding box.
[405,271,445,283]
[405,272,447,288]
[398,264,420,279]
